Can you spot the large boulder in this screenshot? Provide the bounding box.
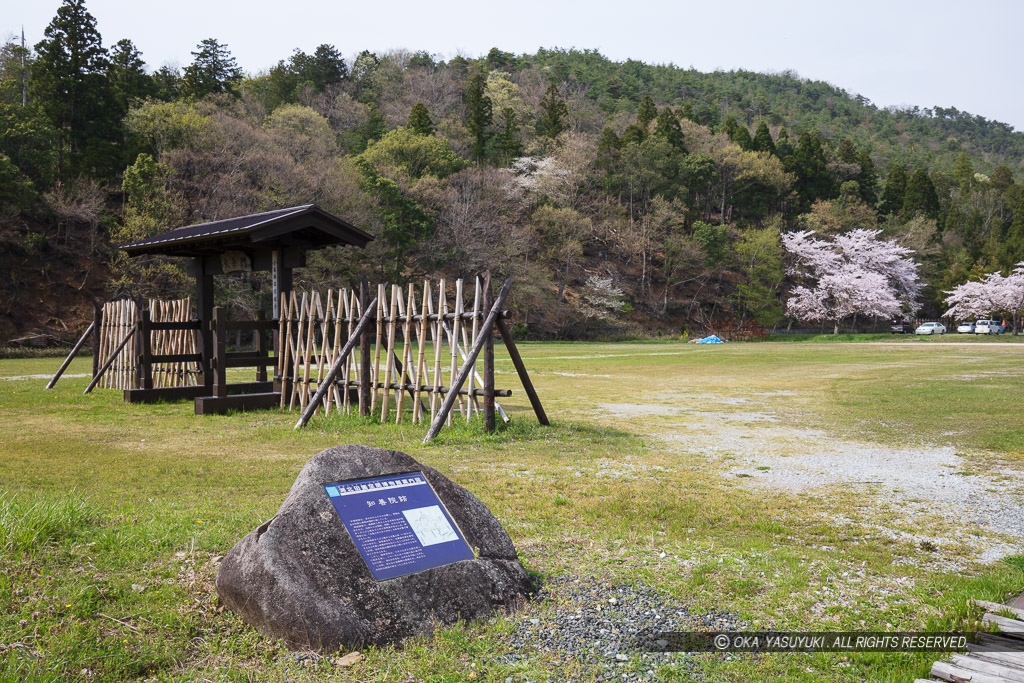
[215,445,535,651]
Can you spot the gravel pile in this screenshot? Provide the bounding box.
[500,575,743,681]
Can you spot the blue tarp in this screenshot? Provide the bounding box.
[696,335,724,344]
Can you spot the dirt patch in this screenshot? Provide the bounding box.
[593,393,1024,564]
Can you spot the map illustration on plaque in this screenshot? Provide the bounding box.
[322,472,474,581]
[402,505,459,546]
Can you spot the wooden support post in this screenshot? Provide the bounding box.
[497,318,549,426]
[359,277,371,417]
[213,306,227,398]
[380,285,398,421]
[196,264,215,393]
[278,292,294,407]
[438,318,510,423]
[137,308,153,390]
[465,277,480,418]
[256,309,268,382]
[482,273,495,433]
[342,290,355,413]
[371,283,384,414]
[396,283,414,423]
[46,321,95,389]
[413,281,429,423]
[295,295,379,429]
[289,293,308,411]
[430,280,445,421]
[92,300,102,379]
[84,323,138,394]
[423,277,512,444]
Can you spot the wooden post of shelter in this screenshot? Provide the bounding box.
[136,307,153,391]
[212,306,228,398]
[197,266,215,394]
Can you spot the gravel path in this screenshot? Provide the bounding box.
[595,396,1024,563]
[501,575,742,681]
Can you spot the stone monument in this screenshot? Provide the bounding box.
[215,445,535,651]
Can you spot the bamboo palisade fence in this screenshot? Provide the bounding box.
[77,298,200,393]
[281,276,518,428]
[53,278,546,442]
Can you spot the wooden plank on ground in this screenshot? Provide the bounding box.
[951,653,1024,682]
[932,659,1018,682]
[985,614,1024,639]
[976,601,1024,621]
[978,633,1024,650]
[964,649,1024,671]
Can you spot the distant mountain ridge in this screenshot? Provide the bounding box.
[529,48,1023,173]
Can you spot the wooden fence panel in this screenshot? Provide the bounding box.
[277,278,504,424]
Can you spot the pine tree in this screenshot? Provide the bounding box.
[538,83,568,139]
[952,152,974,194]
[408,102,434,135]
[732,125,753,151]
[903,168,940,219]
[307,44,347,91]
[752,121,775,155]
[879,165,908,216]
[990,165,1014,194]
[653,107,685,151]
[106,39,154,169]
[836,138,859,164]
[636,95,657,130]
[791,132,834,212]
[464,71,492,161]
[856,149,878,205]
[620,123,645,146]
[31,0,114,178]
[499,107,521,163]
[182,38,242,98]
[721,115,739,140]
[108,39,153,110]
[680,102,699,123]
[774,128,794,162]
[351,50,379,103]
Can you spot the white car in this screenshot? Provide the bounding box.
[915,322,946,335]
[956,321,975,334]
[975,320,1004,335]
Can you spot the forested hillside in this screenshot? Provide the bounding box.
[2,0,1023,341]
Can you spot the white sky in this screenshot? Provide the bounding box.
[6,0,1023,131]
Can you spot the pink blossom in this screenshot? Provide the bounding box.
[943,262,1024,324]
[782,229,922,331]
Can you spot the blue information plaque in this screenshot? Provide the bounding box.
[322,472,475,581]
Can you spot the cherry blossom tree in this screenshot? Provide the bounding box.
[944,263,1024,331]
[782,229,922,334]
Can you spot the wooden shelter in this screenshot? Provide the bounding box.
[120,204,373,413]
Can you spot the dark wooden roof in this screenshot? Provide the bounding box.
[121,204,373,257]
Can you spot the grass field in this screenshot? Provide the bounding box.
[1,339,1023,682]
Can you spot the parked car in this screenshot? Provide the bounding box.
[975,320,1005,335]
[956,321,976,333]
[915,322,946,335]
[890,319,915,334]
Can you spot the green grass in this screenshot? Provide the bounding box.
[1,341,1022,681]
